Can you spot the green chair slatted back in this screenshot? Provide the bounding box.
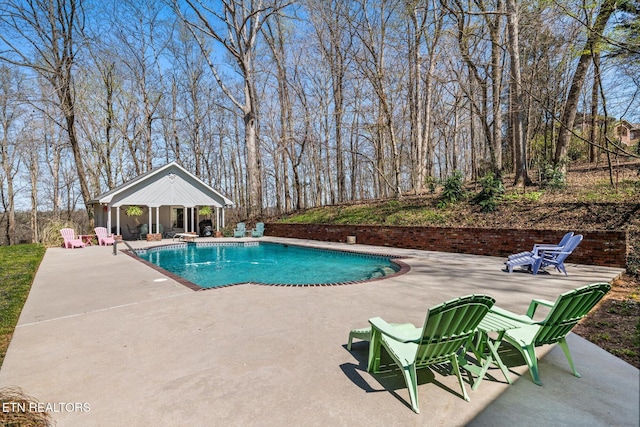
[252,223,265,237]
[415,295,495,366]
[234,222,246,237]
[367,294,495,413]
[534,283,611,346]
[495,282,611,385]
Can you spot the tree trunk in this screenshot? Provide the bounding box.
[507,0,528,185]
[0,0,93,225]
[62,95,94,225]
[177,0,289,218]
[589,53,600,164]
[555,0,618,172]
[487,2,504,175]
[29,148,39,243]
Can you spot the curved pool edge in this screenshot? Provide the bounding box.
[120,241,412,291]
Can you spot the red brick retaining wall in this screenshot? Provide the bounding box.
[264,223,628,268]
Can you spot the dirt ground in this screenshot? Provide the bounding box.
[573,273,640,368]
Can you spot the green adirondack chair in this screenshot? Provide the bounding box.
[251,222,265,237]
[365,294,495,413]
[490,282,611,385]
[233,222,246,238]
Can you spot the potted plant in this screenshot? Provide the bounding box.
[198,206,213,217]
[125,205,144,224]
[125,205,158,241]
[198,206,216,237]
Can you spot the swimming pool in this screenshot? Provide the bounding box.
[134,242,405,289]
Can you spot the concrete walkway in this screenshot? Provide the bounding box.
[0,237,637,426]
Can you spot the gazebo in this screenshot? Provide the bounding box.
[90,162,234,239]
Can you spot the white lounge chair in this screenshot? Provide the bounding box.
[506,234,583,275]
[507,232,574,260]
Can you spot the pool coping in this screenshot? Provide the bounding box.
[121,240,412,290]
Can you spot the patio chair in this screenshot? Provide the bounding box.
[505,234,583,275]
[251,222,265,238]
[139,223,148,240]
[127,224,140,240]
[507,232,574,260]
[233,222,246,238]
[489,282,610,385]
[60,228,86,249]
[94,227,115,246]
[362,294,495,413]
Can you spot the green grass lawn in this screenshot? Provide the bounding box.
[0,244,46,367]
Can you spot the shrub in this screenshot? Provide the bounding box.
[41,219,83,248]
[437,171,464,209]
[540,162,566,190]
[0,387,53,426]
[475,172,504,212]
[425,176,437,194]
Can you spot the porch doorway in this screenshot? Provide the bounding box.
[171,207,194,232]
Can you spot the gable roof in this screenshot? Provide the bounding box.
[90,162,234,208]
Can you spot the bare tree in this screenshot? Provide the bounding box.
[169,22,212,177]
[176,0,292,218]
[407,0,443,192]
[77,54,120,191]
[112,0,170,174]
[0,0,93,222]
[555,0,618,173]
[506,0,528,185]
[262,13,294,212]
[448,0,505,175]
[308,0,354,202]
[351,0,403,199]
[0,65,23,244]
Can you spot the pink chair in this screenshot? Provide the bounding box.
[94,227,115,246]
[60,228,86,249]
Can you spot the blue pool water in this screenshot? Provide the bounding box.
[135,242,399,288]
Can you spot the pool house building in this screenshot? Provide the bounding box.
[90,162,234,240]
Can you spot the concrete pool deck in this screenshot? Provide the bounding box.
[0,237,638,426]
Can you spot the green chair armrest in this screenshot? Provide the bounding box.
[526,298,555,318]
[368,317,420,343]
[490,306,536,325]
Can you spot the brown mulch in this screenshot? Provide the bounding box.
[573,273,640,369]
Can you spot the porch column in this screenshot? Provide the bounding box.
[148,207,152,233]
[155,207,160,234]
[215,207,220,232]
[107,207,112,234]
[116,207,121,235]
